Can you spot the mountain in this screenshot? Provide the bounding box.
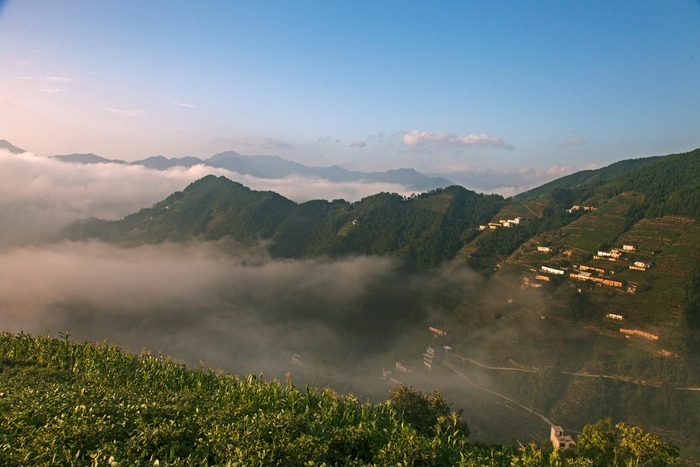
[206,151,455,190]
[63,175,503,270]
[50,148,454,191]
[514,152,673,202]
[51,153,127,164]
[516,148,700,219]
[131,155,204,169]
[0,139,26,154]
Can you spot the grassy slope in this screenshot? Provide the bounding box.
[1,333,689,467]
[0,333,474,467]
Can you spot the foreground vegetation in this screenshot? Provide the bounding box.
[0,333,691,466]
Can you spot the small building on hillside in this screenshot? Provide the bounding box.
[605,313,626,321]
[537,246,552,253]
[551,425,577,451]
[541,266,565,275]
[623,244,637,251]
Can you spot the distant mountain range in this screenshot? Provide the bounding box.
[49,150,454,192]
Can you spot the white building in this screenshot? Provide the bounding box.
[541,266,565,275]
[551,425,577,451]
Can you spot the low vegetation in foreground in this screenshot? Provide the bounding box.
[0,333,690,466]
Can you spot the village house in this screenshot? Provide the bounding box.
[537,246,552,253]
[522,277,543,289]
[578,264,606,275]
[570,272,591,281]
[620,328,659,341]
[630,261,652,271]
[550,425,576,451]
[566,205,597,214]
[541,266,565,275]
[623,244,637,251]
[605,313,625,321]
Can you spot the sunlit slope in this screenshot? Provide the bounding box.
[64,177,504,270]
[440,149,700,446]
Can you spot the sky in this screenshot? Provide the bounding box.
[1,0,699,194]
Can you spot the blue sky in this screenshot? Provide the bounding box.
[1,0,699,193]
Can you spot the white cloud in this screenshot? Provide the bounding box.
[428,162,581,196]
[349,140,366,148]
[103,108,147,117]
[403,130,513,150]
[0,149,419,246]
[545,164,577,176]
[39,86,62,93]
[46,76,73,82]
[172,100,195,108]
[565,138,585,146]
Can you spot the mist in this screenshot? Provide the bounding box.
[1,147,559,440]
[0,149,417,247]
[0,239,484,393]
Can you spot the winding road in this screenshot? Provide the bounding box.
[452,353,700,391]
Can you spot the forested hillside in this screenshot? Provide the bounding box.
[63,176,504,270]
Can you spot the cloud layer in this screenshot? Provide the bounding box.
[0,150,416,247]
[403,130,513,150]
[0,239,478,393]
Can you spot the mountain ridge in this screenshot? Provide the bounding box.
[49,148,455,192]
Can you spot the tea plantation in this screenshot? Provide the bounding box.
[0,333,689,466]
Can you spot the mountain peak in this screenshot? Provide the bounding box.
[52,153,127,164]
[0,139,26,154]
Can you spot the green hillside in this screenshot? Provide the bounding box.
[514,154,663,201]
[63,177,504,270]
[439,149,700,450]
[0,333,687,467]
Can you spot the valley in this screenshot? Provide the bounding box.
[2,145,699,462]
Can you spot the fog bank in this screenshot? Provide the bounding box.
[0,149,413,246]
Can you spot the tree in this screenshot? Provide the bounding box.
[388,384,469,437]
[615,422,680,467]
[577,418,616,467]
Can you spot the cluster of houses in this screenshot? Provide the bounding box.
[423,343,452,370]
[566,205,597,214]
[595,245,655,272]
[525,242,652,293]
[479,216,523,231]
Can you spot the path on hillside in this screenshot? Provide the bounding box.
[453,354,537,373]
[452,353,700,391]
[518,201,538,217]
[443,359,554,427]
